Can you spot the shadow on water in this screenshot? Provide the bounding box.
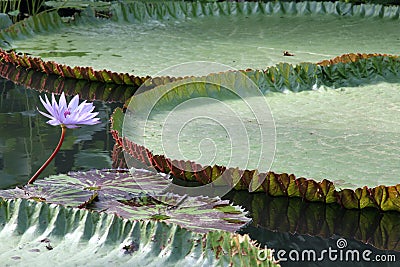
[224,190,400,266]
[0,78,122,188]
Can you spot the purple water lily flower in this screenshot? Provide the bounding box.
[38,92,100,128]
[29,93,100,185]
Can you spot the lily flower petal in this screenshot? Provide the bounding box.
[68,94,80,111]
[38,93,101,128]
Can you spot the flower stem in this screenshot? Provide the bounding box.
[28,125,67,184]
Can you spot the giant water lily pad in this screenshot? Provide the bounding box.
[0,198,276,266]
[115,77,400,189]
[0,1,400,77]
[111,58,400,211]
[266,82,400,189]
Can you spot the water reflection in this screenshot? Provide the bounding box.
[243,227,400,267]
[226,191,400,266]
[227,191,400,251]
[0,78,121,188]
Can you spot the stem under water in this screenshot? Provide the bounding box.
[28,125,66,184]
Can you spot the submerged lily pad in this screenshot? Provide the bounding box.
[7,169,251,233]
[95,193,251,233]
[0,198,276,266]
[35,169,171,199]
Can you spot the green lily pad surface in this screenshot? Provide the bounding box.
[0,198,276,266]
[2,1,400,76]
[121,74,400,189]
[111,58,400,211]
[269,82,400,189]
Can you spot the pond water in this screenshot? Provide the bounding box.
[228,191,400,266]
[0,78,120,188]
[242,226,400,266]
[1,76,399,265]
